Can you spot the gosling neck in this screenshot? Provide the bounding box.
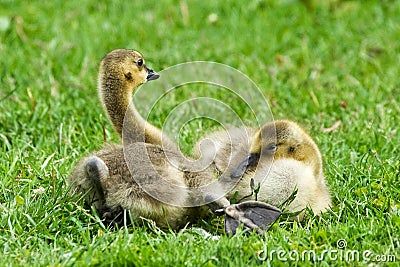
[99,78,170,148]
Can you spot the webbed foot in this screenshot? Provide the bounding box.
[223,201,281,235]
[80,156,110,209]
[85,156,109,200]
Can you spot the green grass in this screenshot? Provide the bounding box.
[1,0,399,266]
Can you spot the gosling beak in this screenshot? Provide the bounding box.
[145,66,160,81]
[231,153,259,179]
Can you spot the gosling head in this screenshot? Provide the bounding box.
[99,49,160,96]
[97,49,160,136]
[231,120,322,179]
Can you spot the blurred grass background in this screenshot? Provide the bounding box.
[0,0,399,265]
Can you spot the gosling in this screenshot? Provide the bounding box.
[68,49,279,232]
[196,120,332,219]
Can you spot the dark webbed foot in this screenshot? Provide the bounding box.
[85,157,108,184]
[223,201,281,235]
[205,194,230,216]
[85,156,109,201]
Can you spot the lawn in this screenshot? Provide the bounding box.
[0,0,399,266]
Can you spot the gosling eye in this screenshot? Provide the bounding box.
[136,58,143,67]
[267,144,277,151]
